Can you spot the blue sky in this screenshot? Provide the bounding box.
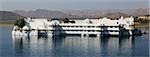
[0,0,149,10]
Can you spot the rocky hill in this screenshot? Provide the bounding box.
[0,8,148,20]
[0,11,23,20]
[63,8,149,18]
[12,9,79,18]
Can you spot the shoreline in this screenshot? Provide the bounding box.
[0,24,149,27]
[0,24,14,26]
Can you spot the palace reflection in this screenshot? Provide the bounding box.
[12,35,135,56]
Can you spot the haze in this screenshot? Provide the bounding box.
[0,0,149,11]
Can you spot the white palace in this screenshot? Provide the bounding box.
[12,16,134,37]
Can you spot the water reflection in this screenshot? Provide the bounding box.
[12,35,138,57]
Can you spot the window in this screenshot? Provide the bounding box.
[63,26,66,27]
[115,30,119,32]
[115,26,119,28]
[88,30,91,32]
[96,30,100,32]
[92,26,95,28]
[117,22,119,24]
[79,30,83,31]
[75,26,79,27]
[92,30,95,32]
[110,26,113,28]
[110,30,113,32]
[80,26,83,27]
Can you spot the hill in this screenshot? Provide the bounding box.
[12,9,79,18]
[0,11,23,20]
[63,8,149,18]
[0,8,148,20]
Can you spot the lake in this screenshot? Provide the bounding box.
[0,26,149,57]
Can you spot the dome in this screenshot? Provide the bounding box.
[22,26,29,30]
[84,18,92,23]
[51,20,59,25]
[13,26,19,30]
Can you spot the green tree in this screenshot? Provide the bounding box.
[14,18,26,28]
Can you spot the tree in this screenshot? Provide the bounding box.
[14,18,26,28]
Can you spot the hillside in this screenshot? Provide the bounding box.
[0,11,23,20]
[63,8,149,18]
[0,8,148,20]
[12,9,79,18]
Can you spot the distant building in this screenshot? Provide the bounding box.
[138,15,150,21]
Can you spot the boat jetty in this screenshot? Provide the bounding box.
[12,16,142,37]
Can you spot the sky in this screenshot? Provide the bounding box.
[0,0,149,11]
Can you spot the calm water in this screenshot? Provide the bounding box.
[0,26,149,57]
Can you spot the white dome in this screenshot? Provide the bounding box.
[22,26,29,30]
[13,26,19,30]
[84,18,92,23]
[51,20,59,25]
[16,31,23,36]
